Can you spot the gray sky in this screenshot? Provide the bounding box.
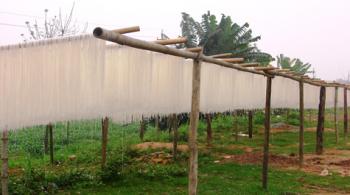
[0,0,349,80]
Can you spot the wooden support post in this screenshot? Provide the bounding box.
[48,123,54,165]
[66,121,70,145]
[140,116,145,141]
[188,57,201,195]
[172,114,178,160]
[334,87,339,143]
[316,86,326,155]
[205,113,212,146]
[101,117,109,168]
[299,81,304,168]
[2,128,9,195]
[234,112,239,142]
[262,76,272,190]
[155,115,160,138]
[344,88,348,142]
[44,125,49,154]
[248,111,253,139]
[308,110,312,123]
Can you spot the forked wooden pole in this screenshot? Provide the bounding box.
[188,56,202,195]
[262,76,272,189]
[344,88,348,142]
[2,128,9,195]
[299,80,304,167]
[316,86,326,155]
[334,87,339,143]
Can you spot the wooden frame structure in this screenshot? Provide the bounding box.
[92,26,350,194]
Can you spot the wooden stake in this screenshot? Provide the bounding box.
[155,115,160,138]
[248,111,253,139]
[234,112,238,142]
[316,86,326,155]
[140,116,145,141]
[344,88,348,142]
[66,121,70,145]
[48,123,54,165]
[334,87,339,143]
[205,113,212,146]
[2,128,8,195]
[101,117,109,168]
[188,57,202,195]
[262,76,272,189]
[299,81,304,167]
[44,125,49,154]
[172,114,178,160]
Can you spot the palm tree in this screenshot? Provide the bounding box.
[276,54,312,75]
[180,11,273,64]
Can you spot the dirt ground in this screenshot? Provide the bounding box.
[133,142,189,152]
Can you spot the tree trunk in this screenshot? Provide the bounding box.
[248,111,253,139]
[205,113,212,146]
[262,77,272,189]
[299,81,304,167]
[188,58,201,195]
[101,117,109,168]
[2,128,9,195]
[316,86,326,155]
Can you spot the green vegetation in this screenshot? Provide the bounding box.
[3,108,350,194]
[276,54,312,75]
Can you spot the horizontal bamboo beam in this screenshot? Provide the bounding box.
[113,26,140,34]
[209,53,233,58]
[255,67,278,71]
[93,27,271,77]
[186,47,202,53]
[154,37,187,45]
[218,58,245,63]
[240,63,260,68]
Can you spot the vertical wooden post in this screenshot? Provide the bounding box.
[66,121,70,145]
[308,110,312,123]
[173,114,178,160]
[299,81,304,167]
[234,112,238,142]
[248,111,253,139]
[344,88,348,142]
[262,76,272,190]
[2,128,9,195]
[188,57,201,195]
[101,117,109,168]
[44,125,49,154]
[334,87,338,143]
[140,116,145,141]
[155,115,160,138]
[316,86,326,155]
[48,123,54,165]
[205,113,212,146]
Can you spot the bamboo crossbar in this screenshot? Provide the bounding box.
[154,37,187,45]
[239,63,260,67]
[218,58,244,63]
[93,27,346,88]
[113,26,140,34]
[255,67,278,71]
[186,47,202,53]
[209,53,233,58]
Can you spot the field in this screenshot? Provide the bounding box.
[3,109,350,194]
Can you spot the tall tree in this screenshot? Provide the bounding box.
[180,11,273,64]
[21,3,87,42]
[276,54,312,75]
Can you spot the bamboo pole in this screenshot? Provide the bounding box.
[218,58,244,63]
[101,117,109,168]
[344,88,348,142]
[209,53,232,58]
[248,111,253,139]
[299,80,304,167]
[205,113,212,146]
[2,128,8,195]
[154,37,187,45]
[186,47,202,53]
[262,76,272,189]
[316,86,326,155]
[172,114,178,160]
[113,26,140,34]
[240,63,260,68]
[334,87,339,143]
[188,56,202,195]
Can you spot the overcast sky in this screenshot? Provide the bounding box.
[0,0,349,80]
